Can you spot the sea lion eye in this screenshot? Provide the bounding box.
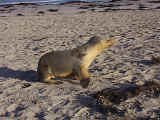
[88,36,101,44]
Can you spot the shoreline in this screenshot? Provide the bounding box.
[0,0,102,7]
[0,0,160,17]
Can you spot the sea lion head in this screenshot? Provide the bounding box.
[88,35,118,49]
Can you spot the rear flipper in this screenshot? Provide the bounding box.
[37,62,63,85]
[38,72,63,85]
[44,79,63,85]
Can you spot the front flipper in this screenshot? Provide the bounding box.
[73,64,90,88]
[80,78,90,88]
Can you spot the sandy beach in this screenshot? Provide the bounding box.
[0,0,160,119]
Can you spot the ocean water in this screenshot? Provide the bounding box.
[0,0,111,5]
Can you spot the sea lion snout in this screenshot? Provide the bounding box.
[103,38,118,48]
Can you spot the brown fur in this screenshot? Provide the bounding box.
[37,36,117,88]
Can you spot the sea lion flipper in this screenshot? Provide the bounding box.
[44,79,63,85]
[73,64,90,88]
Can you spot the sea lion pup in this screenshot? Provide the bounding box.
[37,36,117,88]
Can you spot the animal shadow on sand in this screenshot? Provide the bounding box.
[0,67,38,82]
[0,67,80,85]
[75,81,160,118]
[74,94,125,119]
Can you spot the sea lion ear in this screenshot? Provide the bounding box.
[88,36,102,43]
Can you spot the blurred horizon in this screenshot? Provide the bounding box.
[0,0,111,5]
